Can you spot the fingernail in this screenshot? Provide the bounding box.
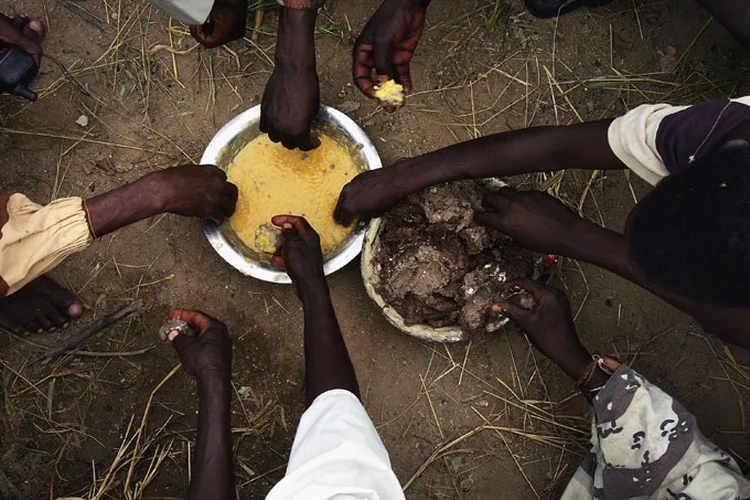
[283,223,292,229]
[492,304,502,312]
[29,20,43,32]
[168,330,180,341]
[63,322,70,329]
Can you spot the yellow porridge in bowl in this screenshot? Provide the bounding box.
[227,133,362,259]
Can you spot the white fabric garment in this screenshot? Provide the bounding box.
[607,103,688,186]
[607,96,750,186]
[149,0,213,25]
[266,389,404,500]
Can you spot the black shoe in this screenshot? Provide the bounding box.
[524,0,616,18]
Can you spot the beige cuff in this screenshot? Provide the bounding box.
[607,103,687,186]
[0,194,93,296]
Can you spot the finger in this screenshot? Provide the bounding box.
[259,109,269,133]
[281,136,296,150]
[12,16,29,29]
[373,38,395,78]
[333,189,351,225]
[353,43,377,98]
[295,132,320,152]
[498,278,539,293]
[171,332,199,359]
[481,191,513,212]
[267,129,282,144]
[2,21,43,67]
[493,300,531,324]
[271,215,313,238]
[474,210,504,229]
[23,19,45,43]
[223,183,239,215]
[204,163,227,179]
[394,62,412,94]
[500,278,548,303]
[169,309,213,334]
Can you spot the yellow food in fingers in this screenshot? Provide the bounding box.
[374,80,405,107]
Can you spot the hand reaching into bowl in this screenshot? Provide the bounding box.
[272,215,326,301]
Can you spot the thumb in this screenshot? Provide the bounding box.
[171,332,199,358]
[493,301,530,325]
[474,210,505,230]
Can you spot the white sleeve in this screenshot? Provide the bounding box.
[266,389,404,500]
[149,0,213,24]
[607,103,688,186]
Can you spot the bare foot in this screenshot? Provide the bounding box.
[0,276,83,333]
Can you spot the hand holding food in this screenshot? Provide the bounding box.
[353,0,430,108]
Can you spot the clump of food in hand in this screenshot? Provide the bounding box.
[227,132,363,263]
[254,223,283,255]
[374,79,405,108]
[375,181,538,340]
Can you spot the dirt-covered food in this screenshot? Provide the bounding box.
[375,181,538,339]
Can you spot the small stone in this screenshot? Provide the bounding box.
[337,101,361,114]
[237,386,253,399]
[76,114,89,127]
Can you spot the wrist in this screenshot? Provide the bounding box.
[138,171,171,213]
[554,342,593,381]
[276,7,316,66]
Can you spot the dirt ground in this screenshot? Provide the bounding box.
[1,0,750,498]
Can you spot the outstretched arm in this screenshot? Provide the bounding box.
[271,215,359,408]
[86,165,237,237]
[335,120,624,224]
[168,310,235,500]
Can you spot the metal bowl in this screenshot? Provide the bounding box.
[201,104,382,284]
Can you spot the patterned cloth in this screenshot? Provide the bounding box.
[276,0,326,9]
[0,194,92,297]
[562,365,750,499]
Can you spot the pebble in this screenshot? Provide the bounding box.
[76,114,89,127]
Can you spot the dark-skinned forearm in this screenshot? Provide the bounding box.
[301,281,359,408]
[85,174,164,237]
[392,120,623,197]
[189,370,235,500]
[560,219,637,283]
[276,7,316,67]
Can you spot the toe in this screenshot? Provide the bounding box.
[36,276,83,319]
[42,302,68,329]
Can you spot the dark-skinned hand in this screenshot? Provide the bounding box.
[271,215,325,298]
[168,310,232,378]
[0,14,45,68]
[190,0,247,48]
[334,164,407,225]
[147,165,238,222]
[493,279,591,380]
[475,188,582,255]
[353,0,429,106]
[260,62,320,151]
